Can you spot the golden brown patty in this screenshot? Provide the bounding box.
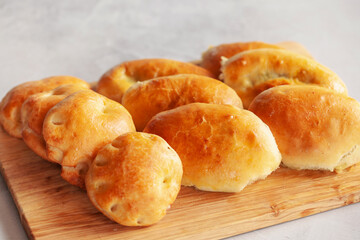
[144,103,281,192]
[221,48,347,108]
[43,90,135,188]
[86,132,182,226]
[122,74,242,131]
[249,85,360,171]
[0,76,89,138]
[96,58,215,102]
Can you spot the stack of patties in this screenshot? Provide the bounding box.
[201,41,359,171]
[0,41,359,228]
[1,76,136,188]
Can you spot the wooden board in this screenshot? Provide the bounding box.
[1,128,360,240]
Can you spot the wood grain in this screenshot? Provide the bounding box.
[0,128,360,240]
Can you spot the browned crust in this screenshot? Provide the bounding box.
[144,103,281,192]
[0,76,89,138]
[200,41,313,78]
[201,42,284,77]
[86,132,182,226]
[122,74,242,131]
[43,90,136,188]
[248,85,360,171]
[96,58,216,103]
[222,48,347,108]
[21,84,90,161]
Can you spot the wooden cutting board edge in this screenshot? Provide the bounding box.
[0,156,35,240]
[1,127,360,239]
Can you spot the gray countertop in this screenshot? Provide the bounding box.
[0,0,359,239]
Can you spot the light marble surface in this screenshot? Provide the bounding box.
[0,0,359,239]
